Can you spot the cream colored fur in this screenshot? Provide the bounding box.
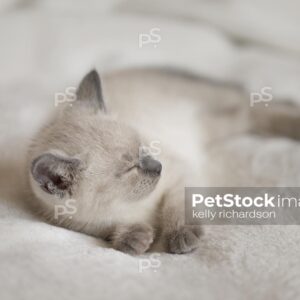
[27,68,300,254]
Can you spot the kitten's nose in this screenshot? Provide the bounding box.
[140,156,162,175]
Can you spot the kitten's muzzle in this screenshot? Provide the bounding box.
[139,155,162,176]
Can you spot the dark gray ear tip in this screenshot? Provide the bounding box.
[89,69,99,76]
[79,69,101,90]
[86,69,100,82]
[76,69,106,112]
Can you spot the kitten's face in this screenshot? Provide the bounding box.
[29,70,162,219]
[79,118,162,204]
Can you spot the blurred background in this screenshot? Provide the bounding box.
[2,0,300,143]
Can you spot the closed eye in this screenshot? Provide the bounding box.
[126,165,139,173]
[115,164,139,178]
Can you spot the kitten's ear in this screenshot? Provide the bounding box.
[31,153,83,197]
[76,69,106,112]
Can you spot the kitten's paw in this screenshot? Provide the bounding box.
[113,224,154,255]
[166,225,202,254]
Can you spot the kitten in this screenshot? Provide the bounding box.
[27,68,300,254]
[27,70,201,255]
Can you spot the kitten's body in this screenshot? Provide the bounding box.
[27,68,300,254]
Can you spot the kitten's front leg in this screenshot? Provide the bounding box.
[161,188,203,254]
[111,224,154,255]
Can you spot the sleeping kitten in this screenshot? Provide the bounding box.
[27,68,300,254]
[27,70,201,255]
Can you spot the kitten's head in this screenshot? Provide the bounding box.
[29,70,162,220]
